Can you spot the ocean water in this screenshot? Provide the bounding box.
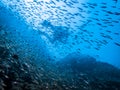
[0,0,120,90]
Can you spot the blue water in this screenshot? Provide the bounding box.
[0,0,120,68]
[0,0,120,89]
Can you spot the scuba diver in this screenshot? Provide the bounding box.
[40,20,70,44]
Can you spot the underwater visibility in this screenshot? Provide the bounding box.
[0,0,120,90]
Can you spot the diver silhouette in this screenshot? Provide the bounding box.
[40,20,69,44]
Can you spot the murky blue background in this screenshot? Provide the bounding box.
[0,0,120,68]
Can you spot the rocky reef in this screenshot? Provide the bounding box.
[0,46,120,90]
